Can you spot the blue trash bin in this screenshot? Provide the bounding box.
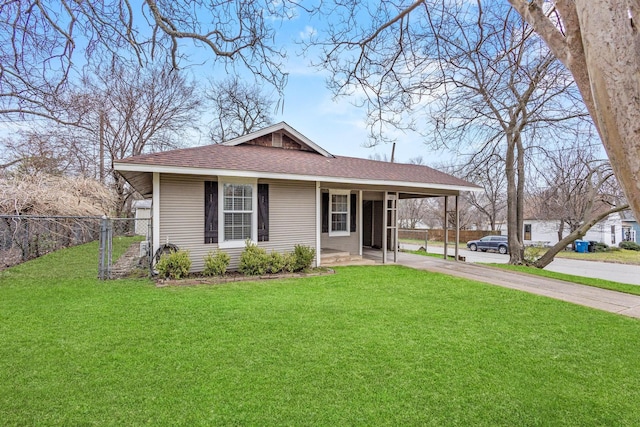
[575,240,588,253]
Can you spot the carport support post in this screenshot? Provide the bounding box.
[443,196,448,260]
[455,195,460,261]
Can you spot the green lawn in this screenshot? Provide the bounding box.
[2,240,640,425]
[555,248,640,265]
[490,264,640,297]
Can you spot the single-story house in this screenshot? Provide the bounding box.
[621,211,639,244]
[114,122,480,271]
[501,211,628,247]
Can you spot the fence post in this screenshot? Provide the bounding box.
[98,216,108,280]
[425,229,428,253]
[22,218,29,262]
[107,218,112,279]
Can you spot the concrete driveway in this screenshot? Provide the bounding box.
[402,243,640,286]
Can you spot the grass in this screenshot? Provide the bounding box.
[490,263,640,297]
[555,248,640,265]
[2,240,640,425]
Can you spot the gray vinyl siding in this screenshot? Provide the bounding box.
[259,179,316,257]
[159,174,211,271]
[320,191,360,254]
[158,174,316,272]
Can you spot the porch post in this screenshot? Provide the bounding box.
[358,190,363,256]
[393,192,398,263]
[382,192,388,264]
[443,195,448,260]
[316,181,322,267]
[455,194,460,261]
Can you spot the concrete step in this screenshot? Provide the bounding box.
[321,252,377,267]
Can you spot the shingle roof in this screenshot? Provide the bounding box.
[116,143,478,189]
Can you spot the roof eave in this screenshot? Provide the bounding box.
[114,162,482,194]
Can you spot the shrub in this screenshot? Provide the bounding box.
[293,244,316,272]
[203,249,230,276]
[282,252,297,273]
[156,250,191,279]
[620,241,640,251]
[524,244,545,264]
[238,240,269,276]
[592,242,610,252]
[267,251,286,274]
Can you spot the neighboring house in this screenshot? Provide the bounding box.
[503,212,627,247]
[114,122,480,271]
[131,199,152,236]
[621,211,639,244]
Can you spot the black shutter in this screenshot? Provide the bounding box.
[204,181,218,243]
[258,184,269,242]
[322,192,329,233]
[350,193,357,232]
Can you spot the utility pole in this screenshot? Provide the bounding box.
[99,110,105,184]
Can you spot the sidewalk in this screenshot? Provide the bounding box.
[395,251,640,319]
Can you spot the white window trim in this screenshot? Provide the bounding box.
[218,178,258,249]
[329,189,351,237]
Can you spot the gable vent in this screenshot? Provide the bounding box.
[272,132,283,148]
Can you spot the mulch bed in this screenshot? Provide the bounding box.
[155,268,335,287]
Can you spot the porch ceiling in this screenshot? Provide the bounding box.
[118,170,153,198]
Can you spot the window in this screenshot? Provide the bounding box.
[329,190,350,236]
[611,225,616,244]
[205,181,268,245]
[223,183,253,241]
[524,224,532,240]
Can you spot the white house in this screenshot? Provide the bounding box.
[501,212,626,247]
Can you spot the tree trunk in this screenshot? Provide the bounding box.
[557,220,565,243]
[509,0,640,224]
[576,1,640,224]
[506,136,524,264]
[534,204,629,268]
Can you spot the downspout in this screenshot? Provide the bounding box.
[152,172,160,259]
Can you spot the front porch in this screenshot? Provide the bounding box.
[319,187,463,267]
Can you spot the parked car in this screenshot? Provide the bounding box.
[466,235,509,254]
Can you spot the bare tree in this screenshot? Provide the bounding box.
[205,77,275,142]
[399,198,429,229]
[0,0,293,124]
[509,0,640,237]
[308,1,589,264]
[87,63,202,215]
[1,62,201,216]
[460,155,507,231]
[528,145,627,268]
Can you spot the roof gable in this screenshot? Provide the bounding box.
[221,122,334,158]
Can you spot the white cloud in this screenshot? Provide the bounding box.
[299,25,317,40]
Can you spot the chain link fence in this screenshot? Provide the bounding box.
[98,217,152,280]
[0,215,102,268]
[0,215,152,279]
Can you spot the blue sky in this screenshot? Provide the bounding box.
[184,5,446,166]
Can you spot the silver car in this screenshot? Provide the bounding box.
[466,235,509,254]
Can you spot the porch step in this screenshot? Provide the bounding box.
[321,251,377,267]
